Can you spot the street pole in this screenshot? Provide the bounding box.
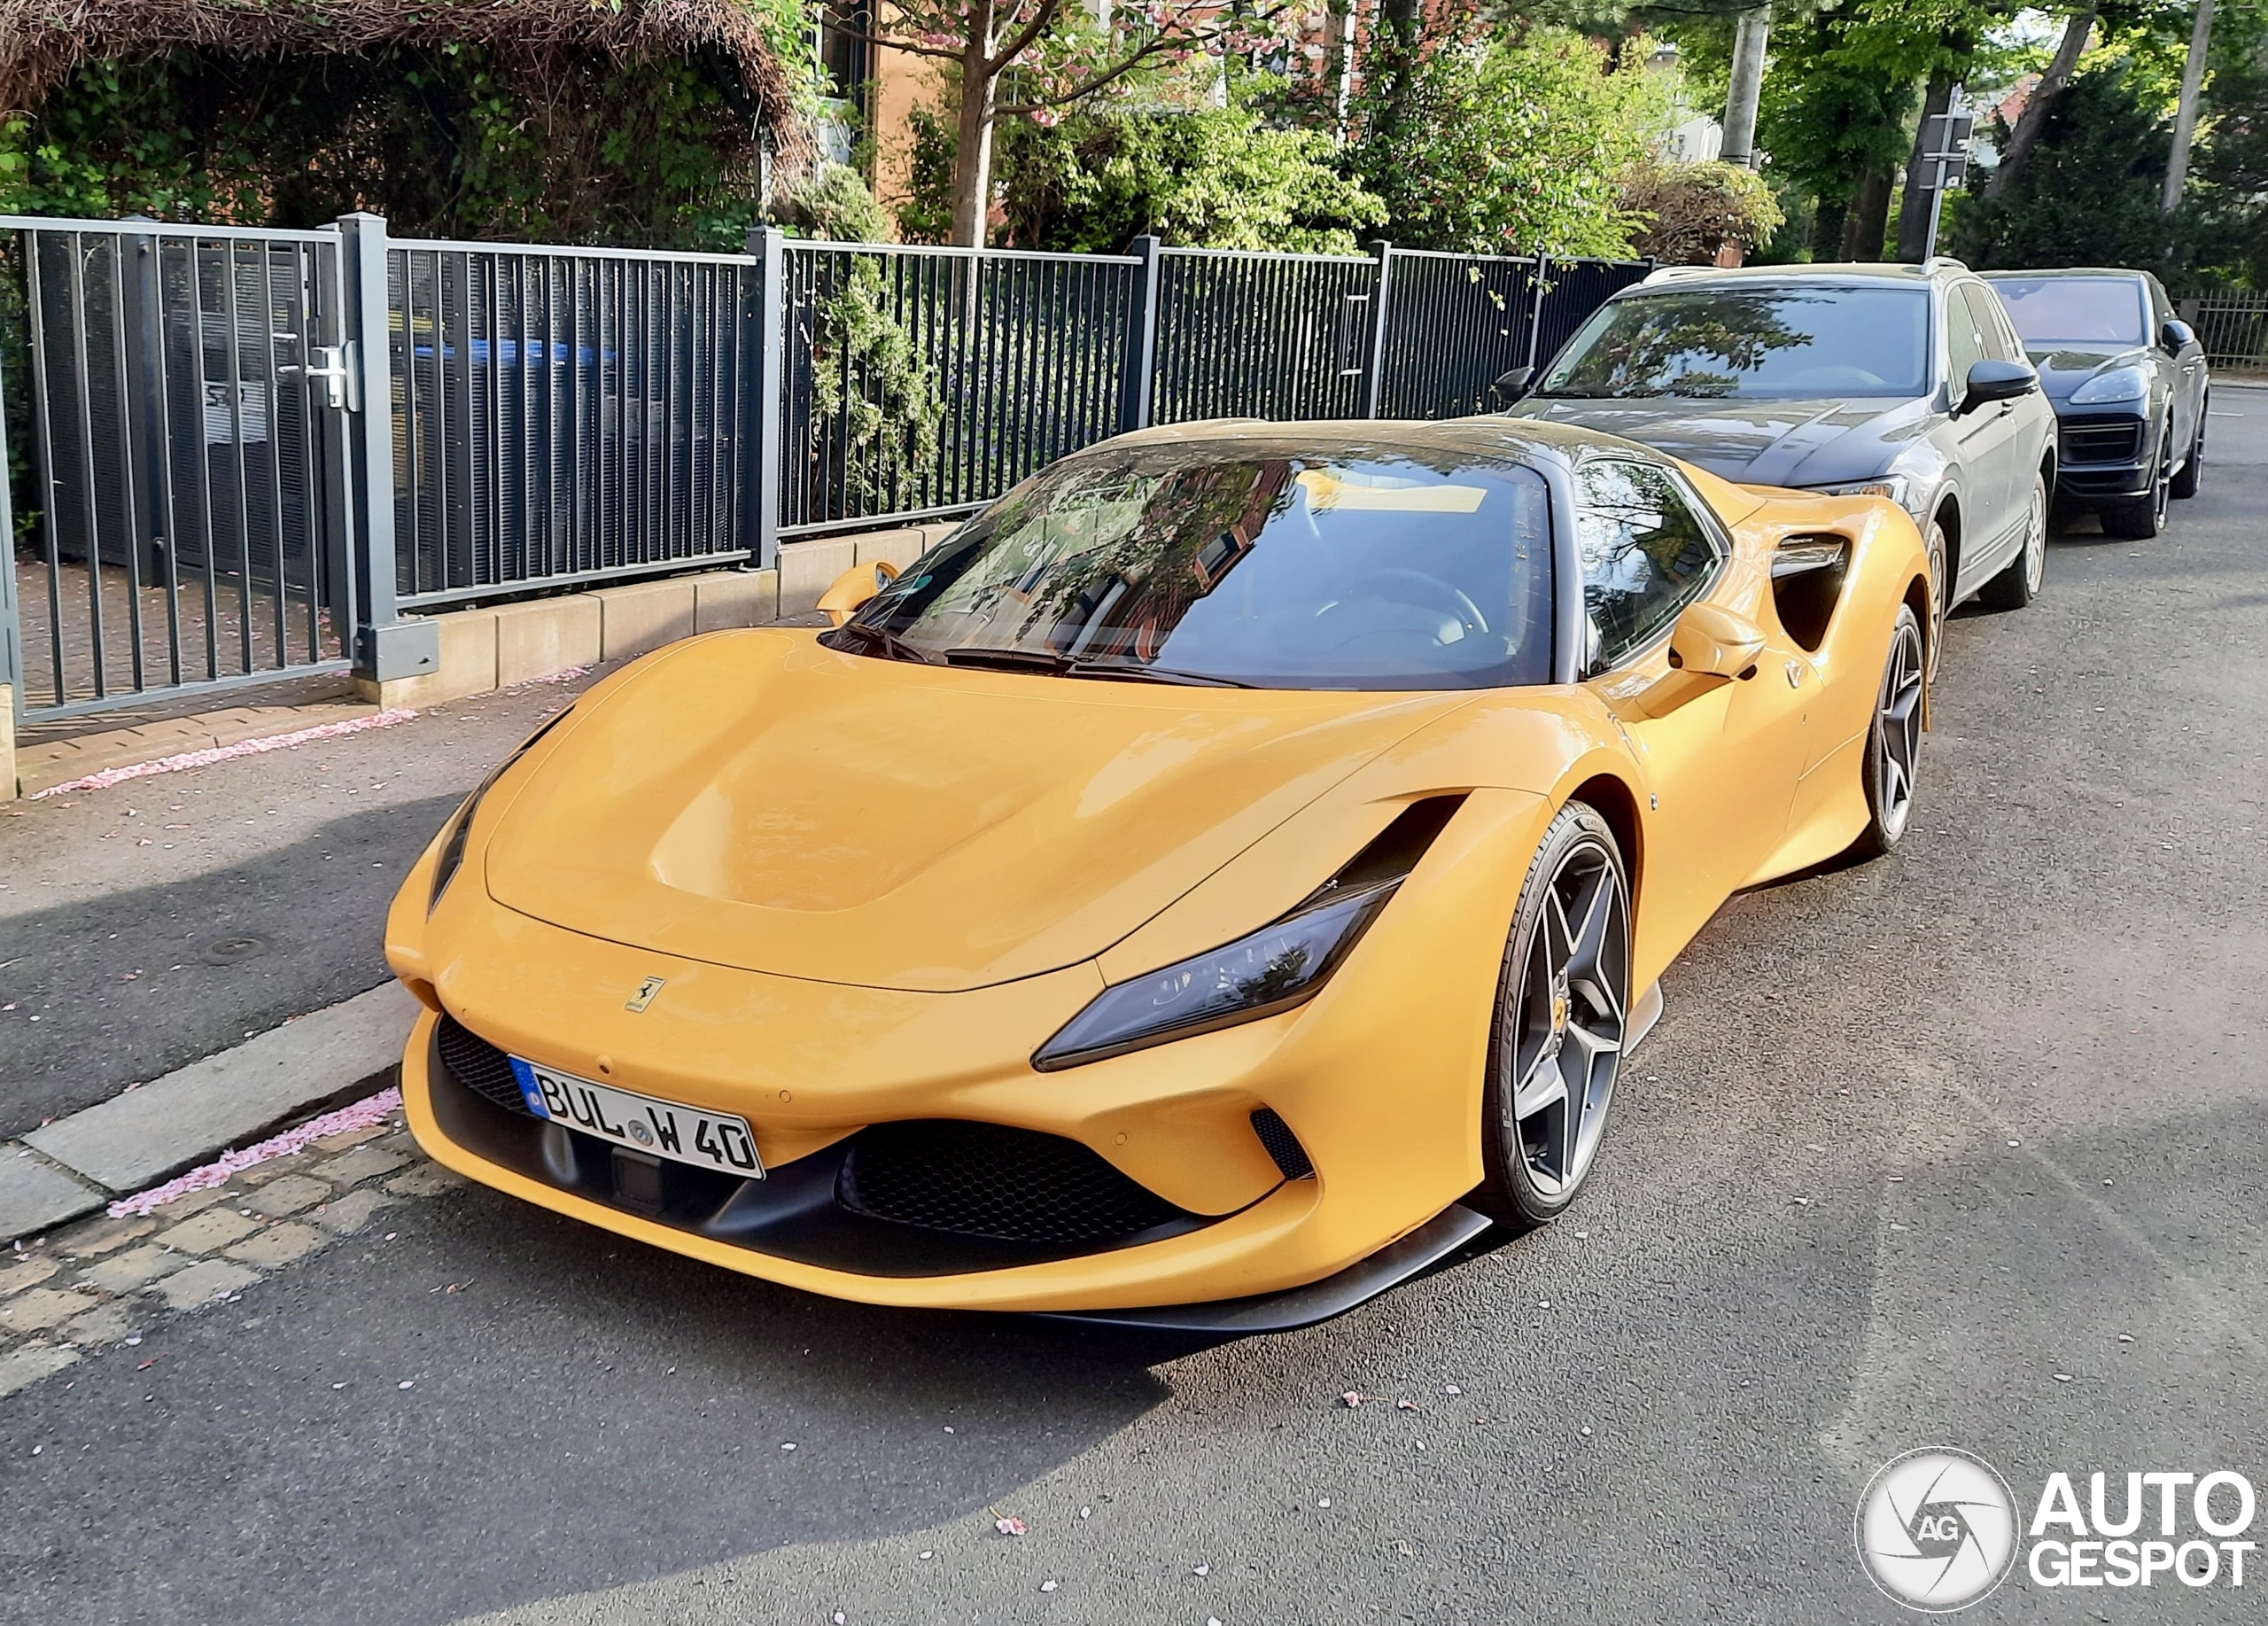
[1922,87,1967,261]
[1720,5,1773,168]
[2163,0,2216,211]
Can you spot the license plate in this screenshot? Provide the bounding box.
[508,1058,764,1179]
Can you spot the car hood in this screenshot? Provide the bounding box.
[483,634,1472,993]
[1511,394,1930,488]
[2024,344,2153,402]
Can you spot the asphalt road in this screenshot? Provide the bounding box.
[3,392,2265,1623]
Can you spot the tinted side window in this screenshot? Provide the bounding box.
[1961,285,2018,362]
[1572,461,1725,668]
[1947,287,1987,384]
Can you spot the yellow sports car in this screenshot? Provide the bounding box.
[385,419,1930,1329]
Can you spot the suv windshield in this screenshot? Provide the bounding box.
[1541,284,1932,400]
[825,440,1556,691]
[1986,276,2148,346]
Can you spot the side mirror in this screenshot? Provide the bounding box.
[819,560,900,628]
[1666,603,1767,680]
[2161,318,2196,353]
[1493,365,1535,406]
[1960,358,2037,415]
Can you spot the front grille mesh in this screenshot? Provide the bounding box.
[2062,420,2144,463]
[837,1120,1185,1244]
[437,1016,530,1116]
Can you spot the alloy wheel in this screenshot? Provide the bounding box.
[1874,613,1926,840]
[2021,478,2047,596]
[1504,838,1630,1199]
[2150,431,2173,530]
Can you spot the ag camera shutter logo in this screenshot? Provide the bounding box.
[1855,1447,2019,1612]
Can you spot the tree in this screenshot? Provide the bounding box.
[1987,4,2098,199]
[860,0,1297,245]
[1620,158,1785,261]
[1340,24,1674,255]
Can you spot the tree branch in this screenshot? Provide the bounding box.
[1985,4,2095,200]
[986,0,1069,74]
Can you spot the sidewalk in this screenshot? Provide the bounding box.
[0,667,606,1140]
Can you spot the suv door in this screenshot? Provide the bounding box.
[1944,282,2023,587]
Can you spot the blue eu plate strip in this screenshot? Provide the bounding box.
[507,1057,553,1119]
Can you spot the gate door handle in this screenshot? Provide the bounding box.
[305,343,361,412]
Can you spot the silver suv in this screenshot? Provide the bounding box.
[1503,259,2060,637]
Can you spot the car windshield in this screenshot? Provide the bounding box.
[825,440,1557,691]
[1986,276,2148,346]
[1539,284,1931,400]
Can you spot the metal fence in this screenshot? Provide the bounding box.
[1,218,353,722]
[3,213,1649,727]
[2179,292,2268,376]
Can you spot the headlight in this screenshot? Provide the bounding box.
[1032,883,1397,1071]
[1809,475,1919,517]
[2070,367,2148,406]
[429,710,570,914]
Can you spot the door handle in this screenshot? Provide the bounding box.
[304,343,361,412]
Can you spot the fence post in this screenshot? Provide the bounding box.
[0,308,18,799]
[743,227,785,572]
[1120,236,1161,432]
[336,212,437,695]
[1524,253,1553,370]
[1363,241,1396,418]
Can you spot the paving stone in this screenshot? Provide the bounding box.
[0,1256,59,1295]
[0,1288,90,1334]
[50,1213,157,1259]
[316,1147,409,1187]
[244,1175,330,1217]
[312,1190,397,1236]
[149,1258,260,1310]
[81,1243,190,1293]
[60,1303,135,1347]
[0,1155,104,1239]
[222,1222,327,1268]
[155,1207,260,1255]
[237,1152,316,1188]
[311,1124,388,1155]
[0,1341,80,1399]
[384,1163,467,1197]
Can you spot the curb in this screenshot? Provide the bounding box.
[0,982,420,1241]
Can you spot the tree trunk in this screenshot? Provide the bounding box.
[2164,0,2216,211]
[1987,5,2095,201]
[1813,195,1850,261]
[949,1,998,247]
[1845,166,1894,261]
[1896,70,1957,262]
[1720,6,1774,168]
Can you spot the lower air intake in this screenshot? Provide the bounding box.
[837,1121,1187,1245]
[436,1016,530,1116]
[1250,1107,1315,1180]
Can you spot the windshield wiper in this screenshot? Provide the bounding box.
[1066,659,1254,689]
[942,646,1070,673]
[835,622,938,665]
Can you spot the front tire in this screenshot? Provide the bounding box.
[1851,605,1926,859]
[1978,471,2047,611]
[1922,516,1950,680]
[1475,803,1631,1231]
[2171,401,2205,499]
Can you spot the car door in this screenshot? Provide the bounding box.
[1946,283,2024,583]
[1971,281,2056,515]
[1573,458,1813,966]
[2149,276,2206,457]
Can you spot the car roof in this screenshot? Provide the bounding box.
[1634,260,1968,292]
[1106,415,1656,468]
[1977,267,2147,280]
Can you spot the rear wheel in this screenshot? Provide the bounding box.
[1475,804,1630,1231]
[1978,472,2047,611]
[2102,425,2172,539]
[1851,605,1926,860]
[2171,401,2205,499]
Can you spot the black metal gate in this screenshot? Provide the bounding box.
[2,218,354,723]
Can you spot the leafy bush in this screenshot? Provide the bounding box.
[1619,159,1784,264]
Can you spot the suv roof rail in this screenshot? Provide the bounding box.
[1923,255,1972,274]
